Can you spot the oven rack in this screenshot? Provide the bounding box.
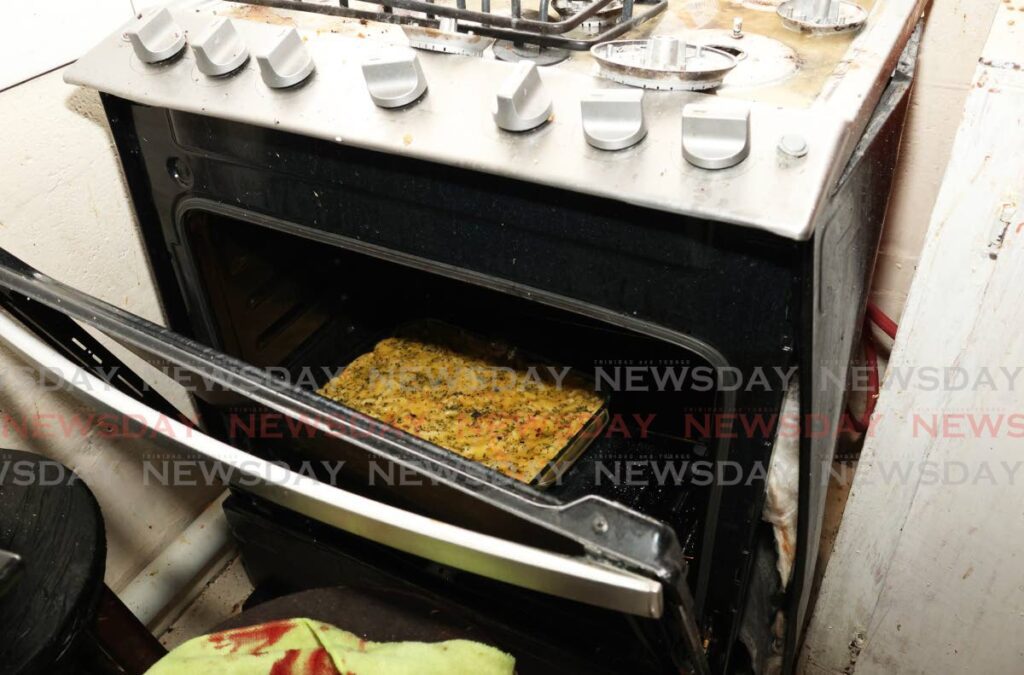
[235,0,668,50]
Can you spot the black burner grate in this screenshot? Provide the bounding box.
[235,0,667,50]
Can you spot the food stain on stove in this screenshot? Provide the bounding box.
[225,4,296,26]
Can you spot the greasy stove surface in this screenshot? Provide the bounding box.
[65,0,925,240]
[223,0,873,109]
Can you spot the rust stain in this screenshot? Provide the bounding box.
[410,26,490,44]
[778,525,794,559]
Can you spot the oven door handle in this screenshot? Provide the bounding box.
[0,308,665,619]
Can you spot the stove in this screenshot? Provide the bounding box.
[0,0,924,672]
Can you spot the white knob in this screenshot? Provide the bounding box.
[581,89,647,151]
[493,61,552,132]
[126,8,186,64]
[192,18,249,77]
[681,102,751,170]
[362,51,428,108]
[256,28,314,89]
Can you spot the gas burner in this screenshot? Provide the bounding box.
[403,18,495,56]
[493,8,572,65]
[553,0,623,33]
[776,0,867,35]
[590,36,738,91]
[494,40,571,65]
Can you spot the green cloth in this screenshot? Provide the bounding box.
[146,617,515,675]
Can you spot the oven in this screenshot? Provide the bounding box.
[0,1,923,672]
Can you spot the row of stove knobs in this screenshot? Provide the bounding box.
[128,9,759,169]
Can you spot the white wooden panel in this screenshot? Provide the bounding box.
[0,0,133,91]
[803,5,1024,672]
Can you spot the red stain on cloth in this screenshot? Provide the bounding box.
[269,649,301,675]
[208,620,297,655]
[306,647,340,675]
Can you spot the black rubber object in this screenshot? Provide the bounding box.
[0,449,106,674]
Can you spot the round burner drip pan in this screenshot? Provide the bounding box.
[553,0,623,33]
[590,37,738,91]
[493,40,571,66]
[776,0,868,35]
[404,19,495,56]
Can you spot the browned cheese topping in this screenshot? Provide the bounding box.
[317,324,604,483]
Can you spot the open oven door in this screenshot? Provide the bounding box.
[0,246,710,674]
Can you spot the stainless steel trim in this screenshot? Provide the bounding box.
[0,309,664,619]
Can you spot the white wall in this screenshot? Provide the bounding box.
[0,0,166,91]
[0,68,221,592]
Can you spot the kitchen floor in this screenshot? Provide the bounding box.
[159,555,254,650]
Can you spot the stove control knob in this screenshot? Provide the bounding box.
[126,8,187,64]
[362,51,428,108]
[192,18,249,77]
[581,89,647,151]
[493,61,552,132]
[256,28,314,89]
[681,102,751,170]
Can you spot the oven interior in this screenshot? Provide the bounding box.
[183,210,725,575]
